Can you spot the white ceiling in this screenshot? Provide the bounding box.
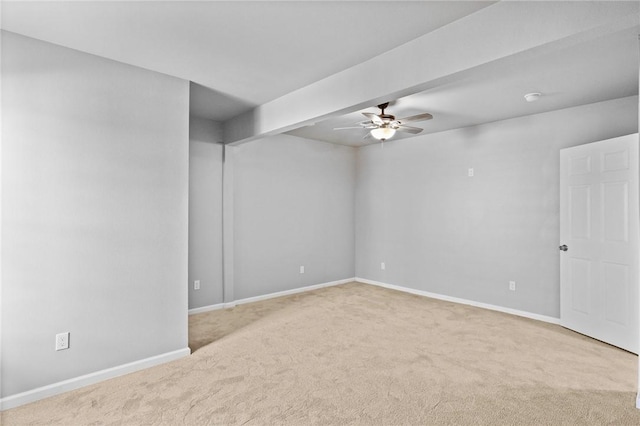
[1,1,493,121]
[2,1,638,146]
[288,25,640,146]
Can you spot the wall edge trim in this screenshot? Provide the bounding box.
[355,277,561,325]
[0,347,191,411]
[189,277,356,315]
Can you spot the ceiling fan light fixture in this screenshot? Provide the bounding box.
[370,127,396,141]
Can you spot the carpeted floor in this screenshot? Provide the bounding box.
[3,282,640,424]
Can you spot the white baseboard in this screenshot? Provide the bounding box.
[189,277,356,315]
[636,393,640,409]
[188,301,237,315]
[0,347,191,411]
[356,277,561,325]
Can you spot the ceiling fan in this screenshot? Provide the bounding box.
[334,102,433,141]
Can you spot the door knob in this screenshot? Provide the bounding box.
[559,245,568,251]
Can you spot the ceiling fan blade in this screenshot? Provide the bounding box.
[357,121,379,128]
[397,113,433,123]
[362,112,384,125]
[333,126,367,130]
[396,125,423,134]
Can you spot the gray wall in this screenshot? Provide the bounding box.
[188,117,223,309]
[356,96,639,318]
[233,134,356,300]
[1,32,189,397]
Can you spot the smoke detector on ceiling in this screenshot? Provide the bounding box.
[524,92,542,102]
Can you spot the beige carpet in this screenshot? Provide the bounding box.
[3,282,640,425]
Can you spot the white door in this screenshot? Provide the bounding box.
[560,133,639,354]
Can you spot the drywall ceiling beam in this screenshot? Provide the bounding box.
[223,1,639,145]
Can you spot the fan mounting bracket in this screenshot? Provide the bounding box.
[377,102,390,114]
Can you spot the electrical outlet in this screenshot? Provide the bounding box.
[509,281,516,291]
[381,262,386,270]
[55,332,70,351]
[194,280,200,290]
[300,266,305,274]
[468,168,474,177]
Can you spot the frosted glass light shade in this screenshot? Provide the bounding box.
[370,127,396,140]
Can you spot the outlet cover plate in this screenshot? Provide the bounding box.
[56,332,70,351]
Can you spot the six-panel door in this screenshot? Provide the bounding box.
[560,134,639,353]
